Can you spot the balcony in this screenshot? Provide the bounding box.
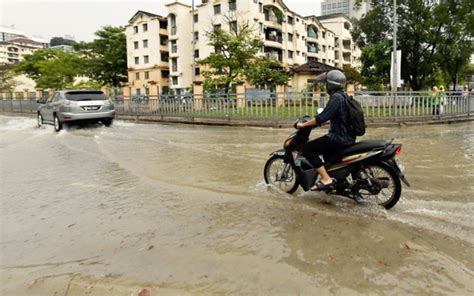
[264,47,282,62]
[263,7,283,29]
[171,26,177,35]
[343,52,351,62]
[307,26,318,41]
[265,28,283,45]
[342,39,352,51]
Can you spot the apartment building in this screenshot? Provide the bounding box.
[126,0,361,95]
[0,37,44,64]
[319,14,361,68]
[321,0,371,19]
[125,10,170,96]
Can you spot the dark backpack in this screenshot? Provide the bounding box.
[343,94,366,136]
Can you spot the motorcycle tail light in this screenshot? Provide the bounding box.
[395,145,402,155]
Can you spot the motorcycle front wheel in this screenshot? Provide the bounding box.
[264,155,299,194]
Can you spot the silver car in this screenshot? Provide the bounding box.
[37,90,115,131]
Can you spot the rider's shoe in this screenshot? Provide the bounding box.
[311,179,336,191]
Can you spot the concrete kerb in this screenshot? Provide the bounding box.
[1,111,473,128]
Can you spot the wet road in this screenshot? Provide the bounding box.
[0,115,473,295]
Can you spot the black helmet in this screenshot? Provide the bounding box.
[311,70,346,92]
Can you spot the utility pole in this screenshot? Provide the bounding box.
[192,0,196,84]
[392,0,398,119]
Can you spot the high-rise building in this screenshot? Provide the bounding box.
[319,13,361,68]
[321,0,370,19]
[125,10,170,96]
[125,0,361,95]
[0,26,26,42]
[0,37,44,64]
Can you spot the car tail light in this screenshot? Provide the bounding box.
[395,145,402,155]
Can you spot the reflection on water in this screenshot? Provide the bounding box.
[1,115,473,295]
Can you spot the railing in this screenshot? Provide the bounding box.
[1,91,472,122]
[265,35,282,43]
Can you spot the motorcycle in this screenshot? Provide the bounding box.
[263,115,410,209]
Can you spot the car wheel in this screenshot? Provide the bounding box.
[102,118,113,127]
[54,114,62,132]
[37,113,43,128]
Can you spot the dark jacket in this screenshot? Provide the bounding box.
[315,90,356,145]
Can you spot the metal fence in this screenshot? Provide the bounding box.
[1,91,472,122]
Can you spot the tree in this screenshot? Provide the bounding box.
[359,41,392,89]
[0,64,16,92]
[353,0,473,90]
[435,1,474,90]
[15,49,85,89]
[50,37,76,47]
[342,64,363,86]
[75,26,127,87]
[245,57,288,90]
[199,19,264,93]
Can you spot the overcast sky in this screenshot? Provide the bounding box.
[0,0,322,42]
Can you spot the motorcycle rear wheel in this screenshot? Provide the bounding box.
[355,162,401,209]
[264,156,299,194]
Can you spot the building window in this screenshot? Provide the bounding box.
[288,33,293,42]
[229,21,237,33]
[172,76,178,85]
[288,50,293,59]
[171,40,177,53]
[214,4,221,14]
[135,72,140,80]
[143,23,148,32]
[161,70,169,78]
[194,14,198,23]
[194,49,199,58]
[288,16,294,25]
[133,26,138,34]
[322,32,326,38]
[161,52,169,62]
[193,32,199,41]
[259,3,263,13]
[213,24,221,31]
[144,55,149,64]
[195,67,200,76]
[134,57,139,64]
[136,88,141,95]
[145,71,149,79]
[134,41,139,49]
[229,0,237,11]
[296,51,300,56]
[143,39,148,48]
[171,58,178,72]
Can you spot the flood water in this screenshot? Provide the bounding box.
[0,115,473,295]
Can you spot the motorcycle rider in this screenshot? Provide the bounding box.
[296,70,356,190]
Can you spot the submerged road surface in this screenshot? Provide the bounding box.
[1,115,473,295]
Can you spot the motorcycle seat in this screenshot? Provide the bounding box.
[326,140,388,164]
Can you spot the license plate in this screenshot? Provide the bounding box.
[395,157,405,173]
[83,106,99,111]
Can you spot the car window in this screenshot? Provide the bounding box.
[53,93,62,102]
[65,91,107,101]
